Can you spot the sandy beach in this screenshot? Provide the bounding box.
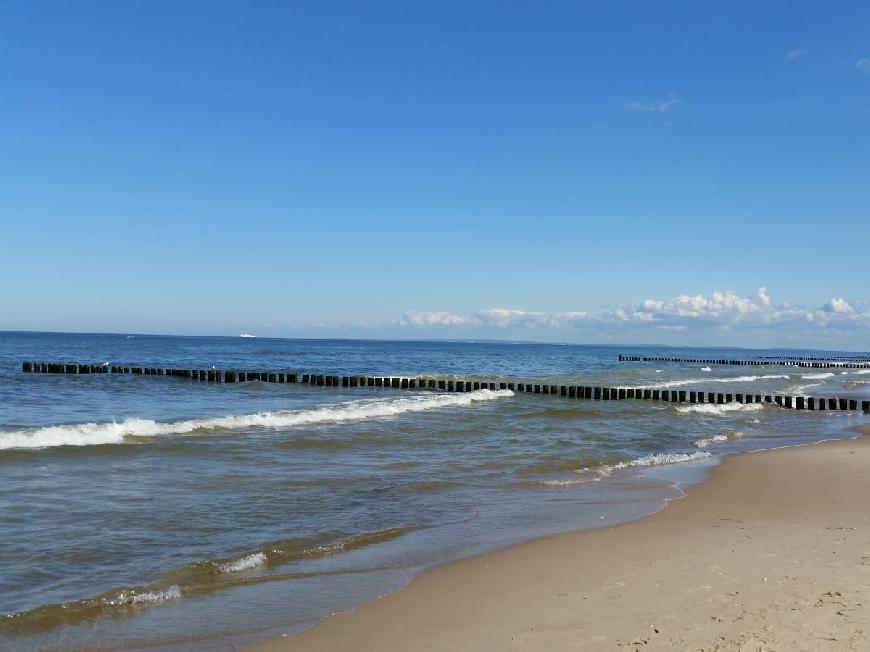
[250,426,870,651]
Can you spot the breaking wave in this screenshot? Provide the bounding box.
[0,389,514,451]
[533,451,713,486]
[801,372,834,380]
[1,528,407,634]
[694,431,745,448]
[675,402,765,416]
[627,374,790,390]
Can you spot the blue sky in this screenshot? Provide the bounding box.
[1,1,869,347]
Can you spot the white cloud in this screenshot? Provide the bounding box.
[857,58,870,73]
[400,289,870,341]
[785,49,805,60]
[622,93,681,113]
[402,311,477,327]
[477,308,536,327]
[824,298,854,314]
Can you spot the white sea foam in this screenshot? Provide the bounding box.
[701,367,712,372]
[675,402,764,416]
[694,431,744,448]
[131,585,182,604]
[801,372,834,380]
[0,389,514,450]
[218,552,267,573]
[105,585,182,606]
[612,451,712,468]
[629,374,790,390]
[853,370,870,375]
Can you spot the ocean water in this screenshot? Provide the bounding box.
[1,332,868,650]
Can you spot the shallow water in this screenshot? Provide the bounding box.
[1,333,867,649]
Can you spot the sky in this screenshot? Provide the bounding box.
[1,1,869,348]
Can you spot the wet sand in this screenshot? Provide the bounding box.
[249,427,870,651]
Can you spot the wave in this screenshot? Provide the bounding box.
[626,374,790,390]
[0,389,514,451]
[701,366,712,372]
[801,372,834,380]
[675,403,765,416]
[787,382,822,396]
[2,528,407,634]
[218,552,267,573]
[531,451,713,487]
[694,431,744,449]
[853,370,870,375]
[118,585,181,606]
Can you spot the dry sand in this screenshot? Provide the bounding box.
[250,427,870,651]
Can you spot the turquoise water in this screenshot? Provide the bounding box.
[1,332,867,650]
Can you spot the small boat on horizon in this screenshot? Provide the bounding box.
[239,333,256,338]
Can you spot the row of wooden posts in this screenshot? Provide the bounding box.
[618,354,870,369]
[754,355,870,362]
[21,361,870,413]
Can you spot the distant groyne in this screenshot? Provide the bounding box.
[21,361,870,414]
[618,354,870,369]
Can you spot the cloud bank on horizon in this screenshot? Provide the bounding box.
[399,288,870,347]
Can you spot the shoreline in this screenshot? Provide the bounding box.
[248,426,870,651]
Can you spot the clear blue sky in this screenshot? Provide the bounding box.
[2,1,869,346]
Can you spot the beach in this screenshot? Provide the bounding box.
[251,427,870,651]
[3,335,869,649]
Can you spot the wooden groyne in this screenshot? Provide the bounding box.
[21,361,870,413]
[618,354,870,369]
[754,354,870,362]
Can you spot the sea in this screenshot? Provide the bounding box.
[1,332,868,650]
